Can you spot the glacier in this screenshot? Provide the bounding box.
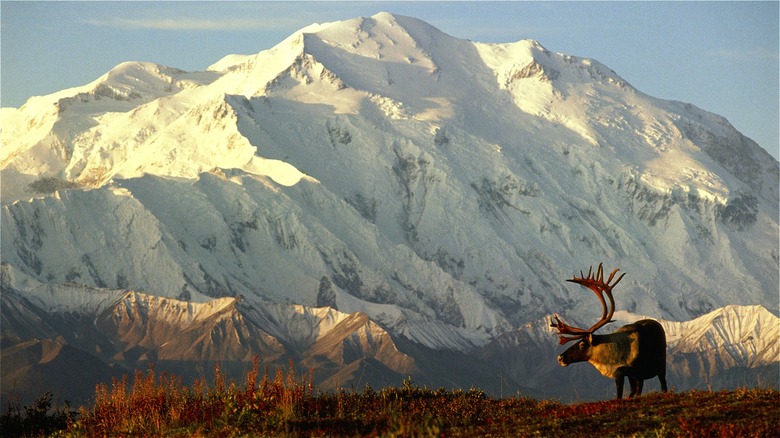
[1,12,777,404]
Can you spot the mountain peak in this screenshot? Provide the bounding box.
[525,38,547,50]
[299,12,441,71]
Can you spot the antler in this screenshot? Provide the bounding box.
[550,263,626,344]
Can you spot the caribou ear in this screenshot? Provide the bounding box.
[588,333,599,346]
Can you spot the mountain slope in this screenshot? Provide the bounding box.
[0,272,421,401]
[2,280,776,404]
[663,305,780,390]
[1,12,777,403]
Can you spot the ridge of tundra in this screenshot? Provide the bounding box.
[1,13,777,404]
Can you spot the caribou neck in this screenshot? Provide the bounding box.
[587,331,635,378]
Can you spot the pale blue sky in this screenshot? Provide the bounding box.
[2,1,778,160]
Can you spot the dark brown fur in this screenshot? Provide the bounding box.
[558,319,668,399]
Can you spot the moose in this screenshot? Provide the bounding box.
[551,264,667,399]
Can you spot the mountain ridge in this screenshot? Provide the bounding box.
[2,282,776,404]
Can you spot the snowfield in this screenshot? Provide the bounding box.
[1,12,777,402]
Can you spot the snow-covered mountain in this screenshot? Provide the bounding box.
[1,13,778,403]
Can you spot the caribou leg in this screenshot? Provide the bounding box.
[614,369,626,399]
[658,372,668,393]
[631,378,644,398]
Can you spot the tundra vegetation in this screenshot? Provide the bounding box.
[1,359,777,437]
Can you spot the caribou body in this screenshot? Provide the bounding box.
[551,264,667,399]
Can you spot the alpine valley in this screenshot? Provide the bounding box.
[1,13,778,405]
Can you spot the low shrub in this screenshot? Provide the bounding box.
[1,391,75,437]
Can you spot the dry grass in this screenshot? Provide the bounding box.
[4,358,777,437]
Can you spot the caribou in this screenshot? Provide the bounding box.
[550,264,667,399]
